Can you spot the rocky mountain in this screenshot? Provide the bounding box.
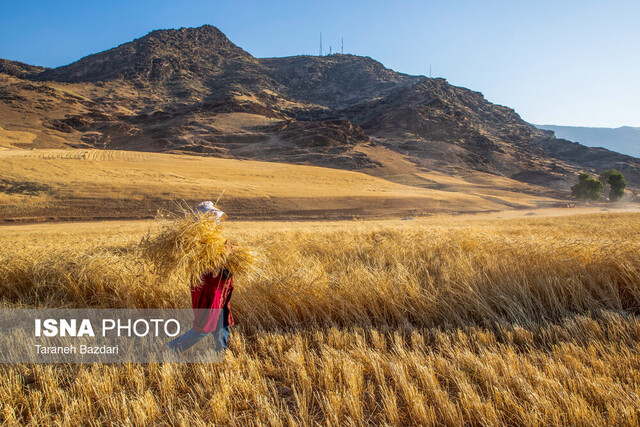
[2,24,639,192]
[38,26,253,82]
[0,59,48,78]
[536,125,640,159]
[262,54,421,108]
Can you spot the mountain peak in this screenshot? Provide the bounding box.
[261,54,422,108]
[141,24,239,50]
[36,24,253,83]
[148,24,222,35]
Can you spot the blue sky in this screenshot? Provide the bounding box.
[1,0,638,127]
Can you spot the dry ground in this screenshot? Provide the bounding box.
[1,212,639,425]
[0,148,561,222]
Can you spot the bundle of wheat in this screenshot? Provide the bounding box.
[225,244,264,282]
[139,211,262,286]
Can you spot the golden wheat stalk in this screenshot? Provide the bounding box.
[139,210,263,287]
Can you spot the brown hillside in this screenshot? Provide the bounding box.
[1,24,639,195]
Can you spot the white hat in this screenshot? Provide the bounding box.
[193,201,227,223]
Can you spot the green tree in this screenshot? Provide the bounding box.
[599,169,626,202]
[599,169,614,184]
[571,173,603,201]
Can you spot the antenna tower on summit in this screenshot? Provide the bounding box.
[341,38,344,54]
[319,32,323,56]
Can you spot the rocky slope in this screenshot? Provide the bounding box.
[2,24,639,192]
[0,59,48,78]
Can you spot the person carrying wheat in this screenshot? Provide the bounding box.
[167,201,235,353]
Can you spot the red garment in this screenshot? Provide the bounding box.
[191,268,234,333]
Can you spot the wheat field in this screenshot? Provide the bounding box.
[1,213,639,426]
[0,148,557,221]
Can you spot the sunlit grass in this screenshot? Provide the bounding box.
[1,213,639,425]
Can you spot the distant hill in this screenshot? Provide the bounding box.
[535,125,640,159]
[0,58,48,78]
[1,24,640,193]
